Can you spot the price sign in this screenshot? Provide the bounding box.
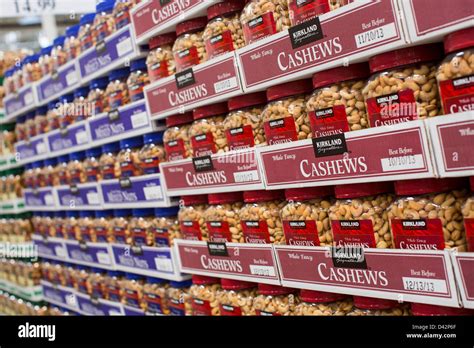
[2,0,95,17]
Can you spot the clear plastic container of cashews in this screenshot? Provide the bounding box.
[203,0,245,60]
[363,43,444,128]
[240,190,286,244]
[294,289,353,316]
[281,186,334,246]
[204,192,244,243]
[347,296,411,316]
[307,63,370,137]
[217,279,258,316]
[146,32,176,83]
[329,181,394,249]
[388,178,469,252]
[262,79,313,145]
[178,195,209,241]
[436,27,474,115]
[163,112,194,161]
[189,102,229,157]
[167,280,193,316]
[143,277,170,315]
[223,92,267,150]
[190,275,221,316]
[253,284,299,316]
[240,0,290,45]
[172,17,208,72]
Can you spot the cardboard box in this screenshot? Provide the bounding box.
[275,245,461,307]
[236,0,407,92]
[131,0,217,45]
[145,52,243,120]
[258,120,436,190]
[427,111,474,178]
[160,147,265,196]
[399,0,474,43]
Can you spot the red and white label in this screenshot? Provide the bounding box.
[331,220,376,248]
[439,76,474,115]
[452,253,474,307]
[220,304,242,316]
[160,148,264,196]
[145,54,241,119]
[165,139,187,161]
[175,240,280,284]
[432,115,474,175]
[264,116,298,145]
[207,221,231,243]
[275,245,458,306]
[237,0,402,90]
[390,219,445,250]
[406,0,473,36]
[465,218,474,252]
[179,220,203,241]
[191,298,212,316]
[174,46,200,72]
[309,105,350,137]
[289,0,330,26]
[367,90,418,128]
[191,132,216,157]
[243,12,277,45]
[149,60,171,82]
[205,30,235,60]
[259,122,432,188]
[131,0,205,43]
[226,125,255,150]
[241,220,270,244]
[283,220,321,246]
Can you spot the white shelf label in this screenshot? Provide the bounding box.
[65,294,78,308]
[402,277,448,294]
[354,23,397,49]
[66,71,78,86]
[116,37,133,57]
[75,130,88,144]
[234,170,259,183]
[214,77,238,94]
[36,142,46,154]
[381,154,424,172]
[55,246,67,258]
[24,91,33,105]
[86,191,100,205]
[44,194,54,206]
[143,186,163,201]
[249,265,276,277]
[154,257,173,273]
[131,111,149,129]
[97,252,112,265]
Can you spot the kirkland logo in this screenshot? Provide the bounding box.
[230,127,244,135]
[248,16,263,28]
[315,107,334,118]
[402,220,427,229]
[376,93,399,105]
[340,221,360,229]
[194,134,207,142]
[210,34,223,44]
[269,119,285,128]
[245,221,260,228]
[209,221,223,227]
[289,221,307,228]
[178,49,190,58]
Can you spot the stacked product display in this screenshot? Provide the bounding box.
[1,0,473,317]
